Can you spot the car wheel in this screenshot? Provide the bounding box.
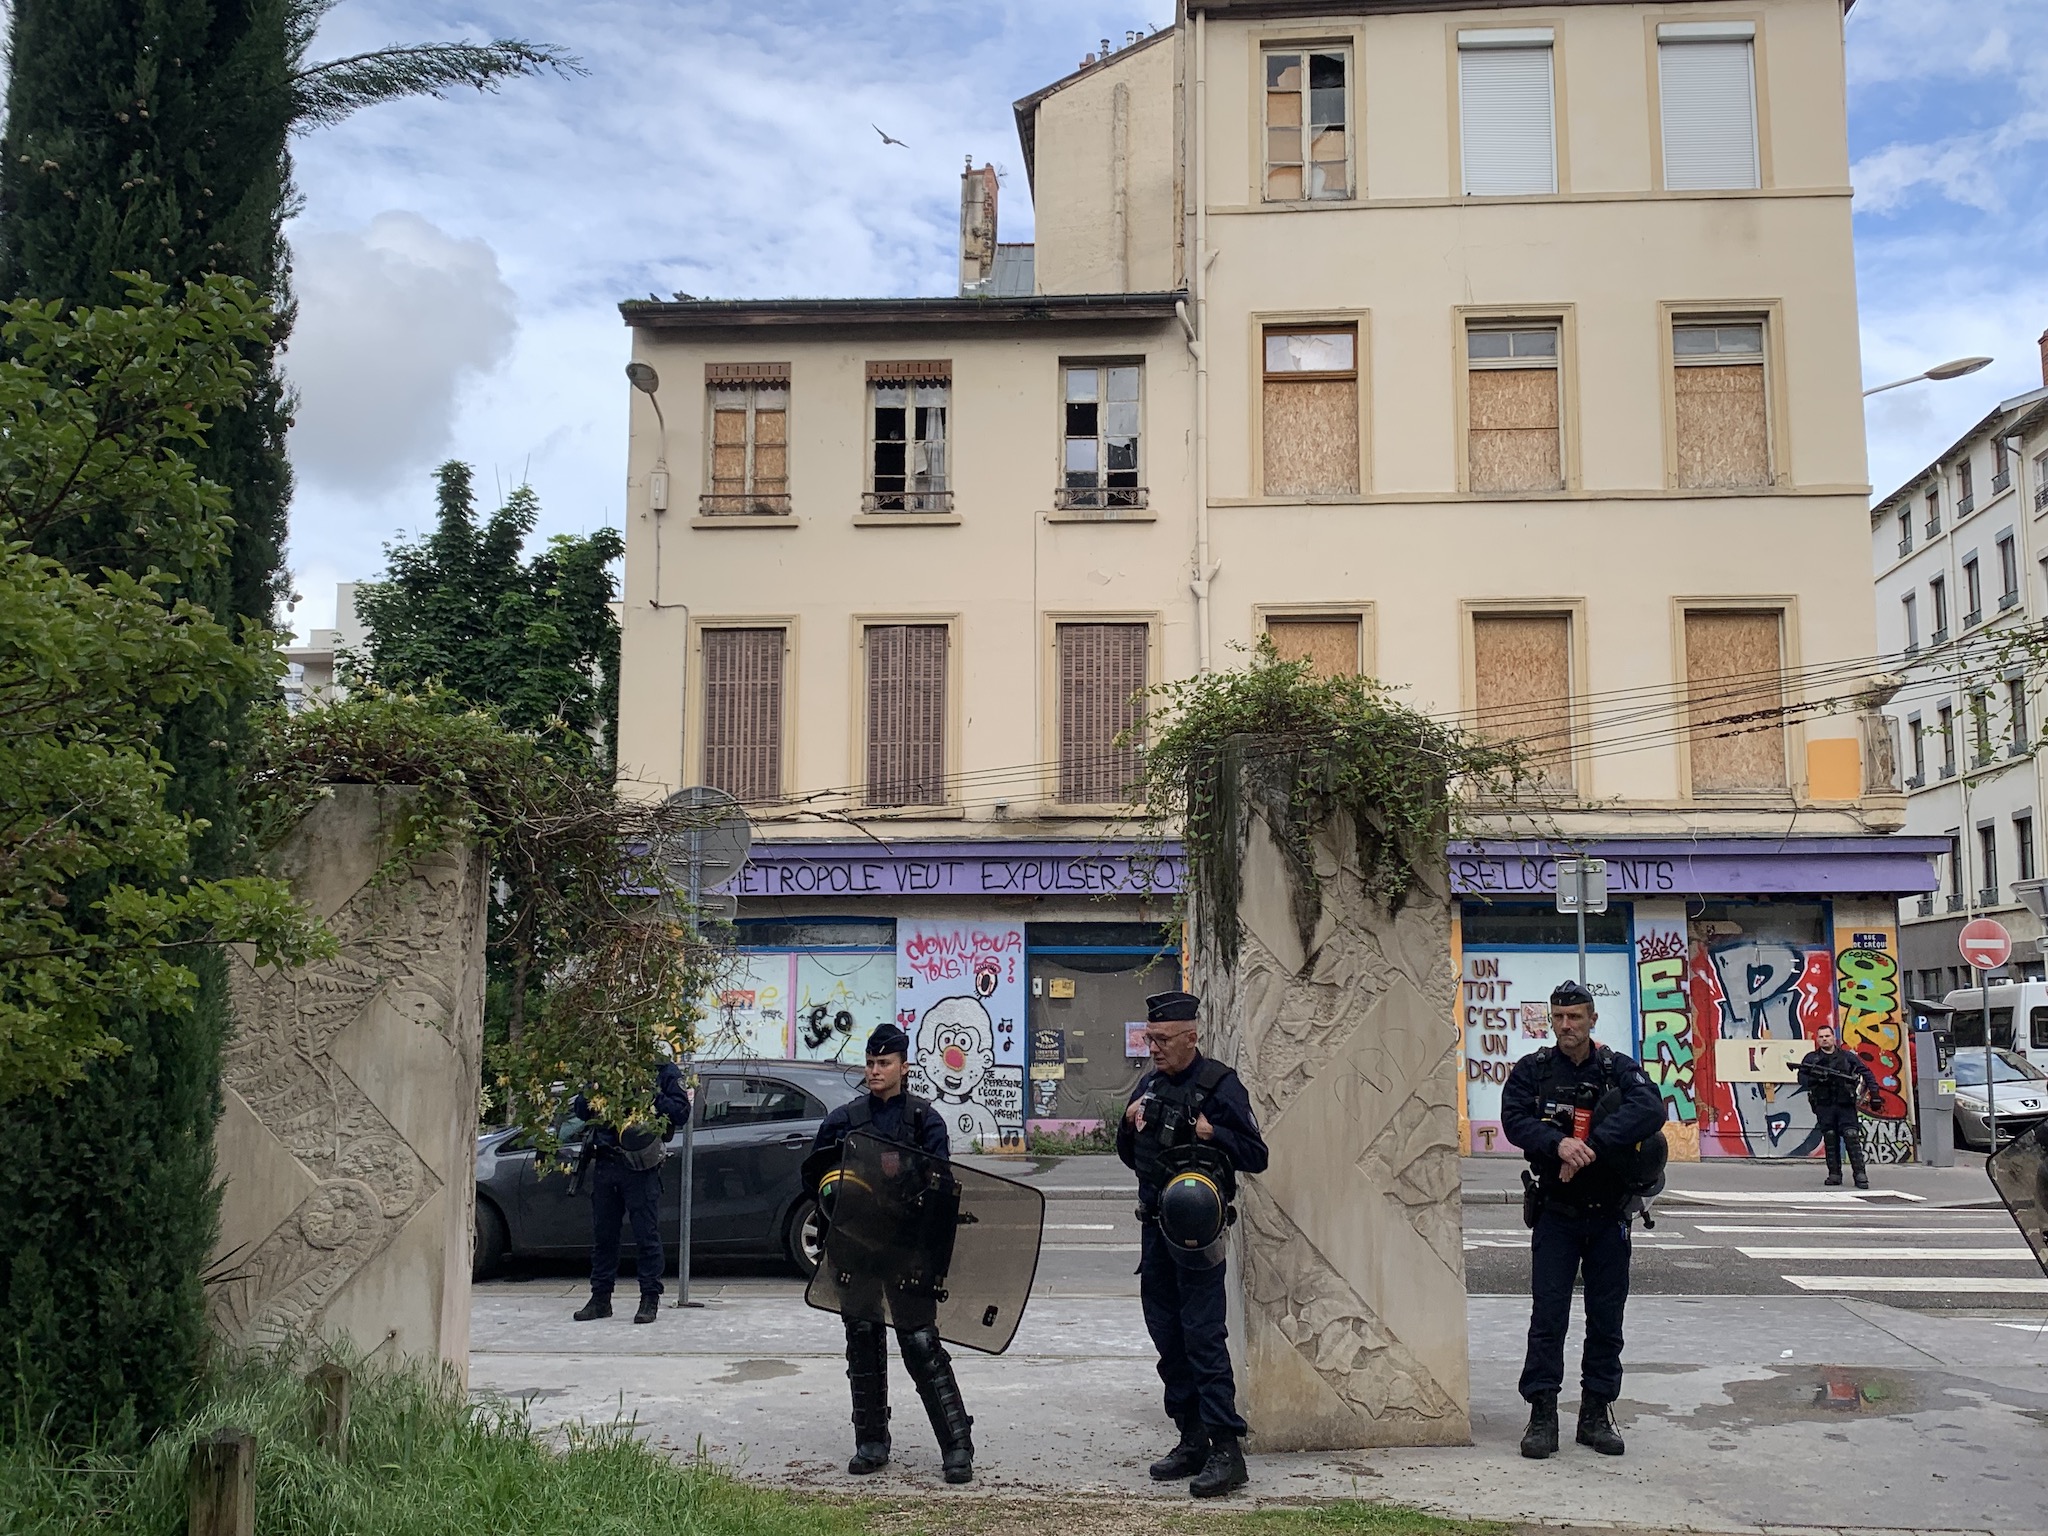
[474,1198,510,1281]
[785,1196,825,1279]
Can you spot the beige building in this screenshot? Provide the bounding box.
[615,0,1935,1161]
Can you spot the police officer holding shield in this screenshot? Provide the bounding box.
[810,1022,977,1483]
[1118,990,1269,1498]
[1797,1024,1880,1189]
[1501,980,1665,1460]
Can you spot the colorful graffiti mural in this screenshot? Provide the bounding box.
[1834,928,1915,1164]
[1461,947,1633,1155]
[1690,926,1837,1159]
[1633,908,1700,1160]
[897,920,1027,1152]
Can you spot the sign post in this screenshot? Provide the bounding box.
[1554,857,1608,986]
[1960,917,2012,1150]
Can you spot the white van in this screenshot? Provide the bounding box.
[1938,979,2048,1070]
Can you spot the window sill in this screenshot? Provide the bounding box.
[690,514,800,530]
[852,512,963,527]
[1046,507,1157,523]
[851,804,967,821]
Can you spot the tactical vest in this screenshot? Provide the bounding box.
[1528,1045,1664,1206]
[844,1091,943,1150]
[1132,1058,1233,1191]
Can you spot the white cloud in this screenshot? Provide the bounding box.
[283,211,517,496]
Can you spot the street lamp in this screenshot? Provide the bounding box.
[625,362,668,511]
[1863,356,1994,398]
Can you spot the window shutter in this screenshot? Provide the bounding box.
[1058,624,1147,804]
[1472,614,1573,791]
[1459,44,1556,196]
[865,625,947,807]
[1684,610,1787,792]
[1659,40,1758,190]
[701,628,783,803]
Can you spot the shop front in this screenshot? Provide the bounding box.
[1453,837,1946,1163]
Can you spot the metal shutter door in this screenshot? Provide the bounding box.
[1459,45,1556,196]
[1660,40,1758,190]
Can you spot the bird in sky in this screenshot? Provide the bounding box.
[873,124,909,148]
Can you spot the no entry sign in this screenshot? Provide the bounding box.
[1960,917,2012,971]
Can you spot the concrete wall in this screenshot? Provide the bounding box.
[214,785,487,1376]
[1195,751,1470,1450]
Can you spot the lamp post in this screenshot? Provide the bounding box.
[1864,356,1994,398]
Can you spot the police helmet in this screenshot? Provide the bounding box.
[1594,1087,1669,1201]
[1157,1166,1230,1269]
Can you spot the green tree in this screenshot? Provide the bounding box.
[352,462,625,757]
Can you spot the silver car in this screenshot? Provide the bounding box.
[1950,1047,2048,1151]
[473,1059,861,1280]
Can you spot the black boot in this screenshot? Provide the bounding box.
[900,1326,974,1483]
[1149,1415,1208,1480]
[1519,1392,1559,1459]
[1576,1394,1625,1456]
[1188,1431,1247,1498]
[1853,1172,1870,1190]
[1823,1171,1842,1186]
[844,1320,891,1474]
[573,1295,612,1321]
[633,1293,660,1324]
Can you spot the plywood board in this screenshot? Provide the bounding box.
[1268,617,1361,677]
[1468,368,1561,492]
[1685,609,1786,792]
[1675,363,1768,489]
[1472,614,1573,789]
[1263,378,1360,495]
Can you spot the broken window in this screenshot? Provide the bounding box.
[1672,321,1769,489]
[703,363,790,515]
[1059,363,1143,510]
[1265,48,1350,202]
[1466,324,1562,493]
[1263,326,1360,496]
[866,362,951,513]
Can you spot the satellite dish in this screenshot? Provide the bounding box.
[653,786,753,892]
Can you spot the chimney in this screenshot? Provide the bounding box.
[958,159,999,295]
[2039,327,2047,388]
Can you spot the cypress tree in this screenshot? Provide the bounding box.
[0,0,575,1446]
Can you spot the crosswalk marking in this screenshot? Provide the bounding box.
[1735,1245,2030,1261]
[1784,1274,2048,1294]
[1666,1191,1925,1205]
[1693,1224,2013,1235]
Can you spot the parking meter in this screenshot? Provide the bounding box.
[1914,1031,1953,1167]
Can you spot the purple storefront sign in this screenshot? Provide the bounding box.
[732,841,1184,899]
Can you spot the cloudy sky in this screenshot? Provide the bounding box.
[282,0,2048,637]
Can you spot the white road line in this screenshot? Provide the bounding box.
[1994,1321,2048,1333]
[1738,1245,2031,1260]
[1666,1191,1925,1204]
[1694,1224,2013,1235]
[1044,1224,1116,1231]
[1464,1239,1712,1250]
[1041,1243,1140,1253]
[1784,1275,2048,1293]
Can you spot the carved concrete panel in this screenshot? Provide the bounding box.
[214,785,486,1377]
[1198,779,1470,1450]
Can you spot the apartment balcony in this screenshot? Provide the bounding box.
[1916,895,1934,918]
[1964,608,1983,629]
[1904,773,1925,789]
[1053,485,1149,512]
[1898,535,1913,558]
[2012,737,2032,758]
[1994,470,2013,495]
[1980,886,2000,908]
[1958,494,1976,517]
[1926,517,1942,537]
[2001,590,2021,612]
[1941,761,1958,779]
[1931,625,1950,644]
[699,492,793,517]
[2036,484,2048,512]
[1948,893,1968,912]
[861,489,955,515]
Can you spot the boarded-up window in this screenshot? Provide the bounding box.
[701,628,784,804]
[1263,327,1360,496]
[1684,609,1786,793]
[864,624,947,808]
[1467,326,1561,493]
[1673,322,1768,489]
[705,366,790,515]
[1472,614,1574,791]
[1057,623,1147,803]
[1264,48,1350,202]
[1266,616,1361,677]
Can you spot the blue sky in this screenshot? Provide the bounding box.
[278,0,2048,636]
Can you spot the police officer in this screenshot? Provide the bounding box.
[1797,1024,1880,1189]
[1502,979,1664,1460]
[1118,990,1269,1499]
[571,1056,692,1325]
[812,1022,976,1484]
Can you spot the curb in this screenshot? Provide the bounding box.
[1023,1187,2008,1212]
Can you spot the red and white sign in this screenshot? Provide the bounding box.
[1959,917,2012,971]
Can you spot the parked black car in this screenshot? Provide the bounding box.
[473,1059,862,1280]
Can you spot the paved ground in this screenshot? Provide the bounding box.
[472,1153,2048,1535]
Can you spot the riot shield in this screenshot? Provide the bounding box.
[804,1130,1045,1354]
[1987,1122,2048,1279]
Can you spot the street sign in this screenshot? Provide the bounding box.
[1554,858,1608,915]
[1960,917,2012,971]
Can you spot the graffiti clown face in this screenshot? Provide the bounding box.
[916,996,996,1103]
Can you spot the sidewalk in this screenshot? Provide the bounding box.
[957,1153,2003,1210]
[472,1280,2048,1536]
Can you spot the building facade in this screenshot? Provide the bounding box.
[615,0,1936,1158]
[1870,336,2048,1019]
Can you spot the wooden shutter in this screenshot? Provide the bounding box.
[1468,366,1561,492]
[1674,362,1768,488]
[1659,38,1758,190]
[1058,623,1148,803]
[1472,614,1574,790]
[864,624,947,807]
[1685,610,1786,792]
[751,386,788,501]
[701,628,783,803]
[1266,617,1361,677]
[1459,42,1556,196]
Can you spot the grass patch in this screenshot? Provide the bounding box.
[1024,1123,1117,1156]
[0,1351,864,1536]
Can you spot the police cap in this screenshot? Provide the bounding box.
[1146,991,1201,1024]
[1549,979,1596,1010]
[866,1022,910,1058]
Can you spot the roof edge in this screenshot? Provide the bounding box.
[621,291,1187,330]
[1871,384,2048,518]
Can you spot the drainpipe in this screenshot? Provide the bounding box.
[1187,8,1216,673]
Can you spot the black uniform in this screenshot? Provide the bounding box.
[812,1087,974,1478]
[572,1061,691,1303]
[1797,1045,1880,1179]
[1501,1044,1664,1405]
[1117,1053,1269,1437]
